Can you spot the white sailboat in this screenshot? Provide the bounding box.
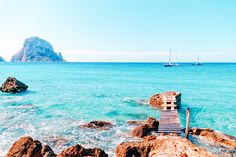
[164,49,178,67]
[194,53,203,66]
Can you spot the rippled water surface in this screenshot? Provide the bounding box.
[0,63,235,156]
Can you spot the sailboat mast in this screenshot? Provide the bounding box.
[197,53,200,63]
[169,49,172,64]
[175,51,178,64]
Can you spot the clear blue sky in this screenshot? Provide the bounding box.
[0,0,235,62]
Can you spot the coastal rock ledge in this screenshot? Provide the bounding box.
[5,136,56,157]
[116,136,215,157]
[131,117,159,138]
[149,91,181,109]
[11,36,65,62]
[6,136,108,157]
[57,144,108,157]
[190,128,236,148]
[0,77,28,93]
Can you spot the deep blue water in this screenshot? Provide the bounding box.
[0,62,235,156]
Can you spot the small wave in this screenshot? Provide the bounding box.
[13,90,36,96]
[1,96,23,104]
[93,93,107,98]
[123,98,149,105]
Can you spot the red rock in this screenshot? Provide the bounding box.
[57,144,108,157]
[80,121,112,130]
[41,145,56,157]
[0,77,28,93]
[160,133,165,136]
[127,120,144,125]
[190,128,236,148]
[131,117,159,138]
[145,117,159,131]
[5,136,43,157]
[132,125,150,138]
[116,136,215,157]
[143,135,157,141]
[149,91,181,109]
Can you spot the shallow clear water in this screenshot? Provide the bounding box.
[0,62,235,156]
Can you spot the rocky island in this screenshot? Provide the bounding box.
[11,37,65,62]
[0,56,5,62]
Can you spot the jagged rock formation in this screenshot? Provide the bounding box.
[57,144,108,157]
[0,77,28,93]
[0,56,5,62]
[11,37,65,62]
[5,136,108,157]
[5,136,56,157]
[116,135,215,157]
[190,128,236,148]
[149,91,181,109]
[80,121,113,130]
[131,117,159,138]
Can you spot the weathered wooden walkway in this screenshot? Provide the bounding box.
[158,110,182,133]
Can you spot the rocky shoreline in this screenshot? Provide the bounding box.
[2,90,236,156]
[4,120,236,157]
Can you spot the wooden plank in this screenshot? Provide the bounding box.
[158,110,182,133]
[159,125,181,128]
[159,129,181,131]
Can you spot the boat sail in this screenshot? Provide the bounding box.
[164,49,178,67]
[194,53,203,66]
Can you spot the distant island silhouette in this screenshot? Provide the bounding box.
[11,37,65,62]
[0,56,5,62]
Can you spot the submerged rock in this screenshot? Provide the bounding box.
[131,117,159,138]
[80,121,113,130]
[149,91,181,109]
[127,120,145,125]
[11,36,65,62]
[190,128,236,148]
[0,77,28,93]
[5,136,54,157]
[57,144,108,157]
[116,136,215,157]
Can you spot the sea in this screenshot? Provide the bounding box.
[0,62,235,156]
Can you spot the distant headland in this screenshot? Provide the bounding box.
[0,56,5,62]
[11,37,65,62]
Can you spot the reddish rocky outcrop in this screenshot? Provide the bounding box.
[57,144,108,157]
[190,128,236,148]
[0,77,28,93]
[116,136,215,157]
[131,117,159,138]
[127,120,144,125]
[149,91,181,109]
[5,136,56,157]
[80,121,112,130]
[41,145,56,157]
[5,136,108,157]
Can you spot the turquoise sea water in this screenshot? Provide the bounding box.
[0,62,235,156]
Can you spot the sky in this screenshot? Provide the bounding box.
[0,0,235,62]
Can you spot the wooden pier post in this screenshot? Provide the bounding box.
[185,108,190,139]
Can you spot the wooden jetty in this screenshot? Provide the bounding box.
[156,91,182,133]
[158,110,182,133]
